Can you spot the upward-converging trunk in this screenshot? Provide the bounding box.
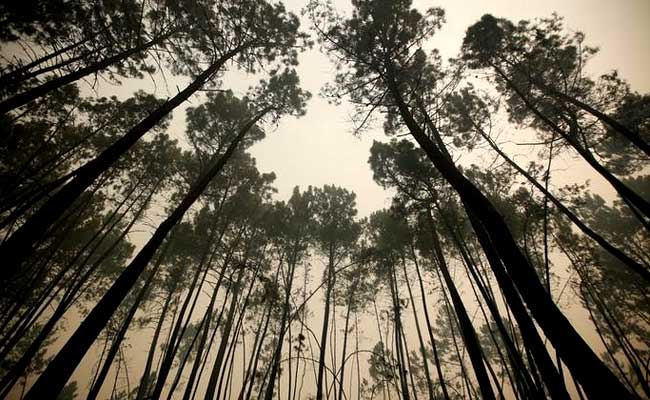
[428,224,496,400]
[336,292,354,400]
[493,65,650,222]
[179,267,224,400]
[464,211,571,400]
[134,275,176,400]
[315,245,335,400]
[85,246,168,400]
[521,71,650,158]
[204,266,246,400]
[0,179,158,397]
[387,264,411,400]
[0,45,247,284]
[474,125,650,283]
[263,243,302,400]
[411,244,450,400]
[442,215,543,399]
[22,107,271,400]
[0,25,112,89]
[400,254,435,400]
[0,31,173,115]
[149,218,238,400]
[384,66,633,398]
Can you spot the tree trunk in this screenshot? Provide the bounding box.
[0,32,172,114]
[336,299,353,400]
[0,44,247,283]
[493,65,650,221]
[204,267,246,399]
[476,126,650,283]
[435,209,545,399]
[526,73,650,158]
[264,244,301,400]
[134,276,176,400]
[411,244,450,400]
[0,27,106,88]
[402,252,437,400]
[0,180,156,397]
[85,250,165,400]
[22,107,270,400]
[384,66,632,398]
[315,245,335,400]
[428,224,496,400]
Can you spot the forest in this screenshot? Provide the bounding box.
[0,0,648,399]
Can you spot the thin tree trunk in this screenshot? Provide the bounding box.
[204,267,246,400]
[411,244,451,400]
[180,273,223,400]
[384,67,632,398]
[402,251,438,400]
[476,120,650,282]
[214,260,260,399]
[0,178,156,397]
[0,32,173,114]
[315,245,335,400]
[264,244,301,400]
[22,107,270,399]
[436,210,543,399]
[428,224,495,400]
[526,73,650,157]
[493,65,650,221]
[237,299,272,400]
[337,299,353,400]
[85,246,168,400]
[135,276,176,400]
[0,44,247,282]
[0,27,106,87]
[242,293,274,400]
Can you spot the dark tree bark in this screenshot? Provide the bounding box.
[263,242,302,400]
[411,244,451,400]
[0,45,247,284]
[315,245,335,400]
[22,107,271,400]
[401,253,436,400]
[85,251,164,400]
[525,73,650,158]
[0,179,156,397]
[477,125,650,282]
[428,223,496,400]
[493,65,650,221]
[0,32,173,115]
[383,66,632,398]
[134,274,176,400]
[203,267,245,400]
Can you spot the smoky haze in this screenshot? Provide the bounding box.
[0,1,648,400]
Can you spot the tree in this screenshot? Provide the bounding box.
[311,185,361,400]
[461,14,650,219]
[0,0,308,283]
[22,70,309,399]
[312,0,631,397]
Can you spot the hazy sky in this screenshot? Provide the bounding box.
[23,2,649,397]
[248,0,650,217]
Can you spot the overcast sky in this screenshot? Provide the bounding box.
[34,2,649,397]
[248,0,650,217]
